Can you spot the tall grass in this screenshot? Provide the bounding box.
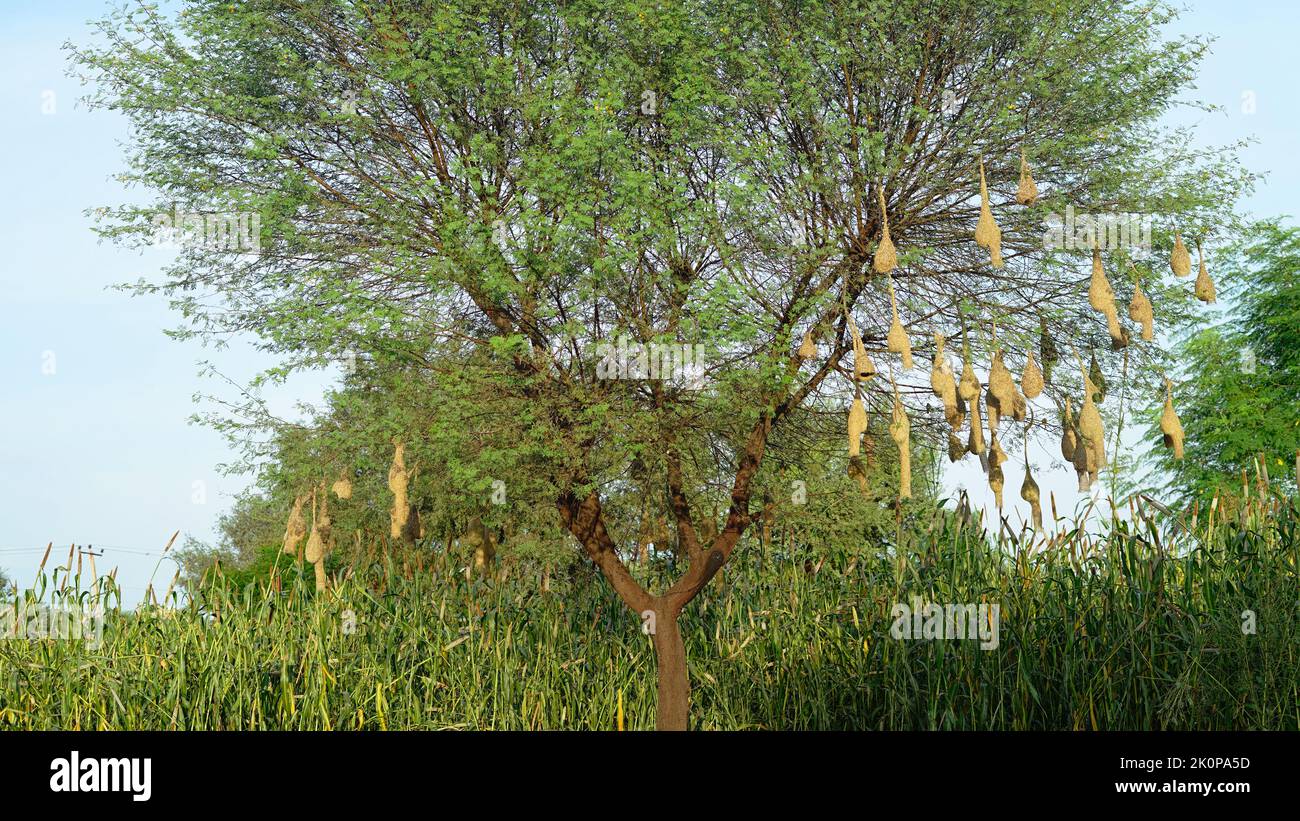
[1,493,1296,730]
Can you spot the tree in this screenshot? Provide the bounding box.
[74,0,1245,728]
[1145,220,1300,506]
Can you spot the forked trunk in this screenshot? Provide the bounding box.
[652,609,689,730]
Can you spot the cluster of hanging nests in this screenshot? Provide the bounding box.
[796,151,1206,528]
[282,439,411,591]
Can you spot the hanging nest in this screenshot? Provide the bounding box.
[1060,398,1078,462]
[847,314,876,382]
[930,333,959,425]
[959,345,985,455]
[1073,436,1098,492]
[331,476,353,500]
[1021,463,1043,531]
[889,380,912,499]
[873,189,897,274]
[846,455,870,497]
[1078,363,1107,473]
[305,490,331,565]
[958,343,980,403]
[305,489,333,593]
[1088,246,1125,347]
[947,430,966,463]
[988,436,1008,509]
[1070,392,1101,491]
[798,328,817,360]
[967,400,986,456]
[886,280,913,369]
[974,161,1004,268]
[1016,147,1039,206]
[1128,265,1154,341]
[1194,240,1216,303]
[388,440,411,540]
[1022,350,1044,399]
[986,349,1021,434]
[1160,378,1185,459]
[1088,352,1107,404]
[847,395,868,457]
[1107,312,1128,350]
[1039,317,1059,384]
[282,493,308,557]
[1170,231,1192,278]
[402,504,422,546]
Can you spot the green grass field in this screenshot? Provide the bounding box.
[2,495,1297,730]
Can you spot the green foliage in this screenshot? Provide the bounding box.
[1146,220,1300,505]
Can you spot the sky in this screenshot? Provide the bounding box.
[1,1,1297,603]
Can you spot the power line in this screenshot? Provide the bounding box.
[0,545,172,557]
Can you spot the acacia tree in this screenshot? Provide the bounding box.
[76,0,1245,728]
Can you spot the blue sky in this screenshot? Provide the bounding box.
[1,1,1296,602]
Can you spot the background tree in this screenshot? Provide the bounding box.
[75,0,1246,728]
[1144,220,1300,506]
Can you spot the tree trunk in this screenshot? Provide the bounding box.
[652,609,689,730]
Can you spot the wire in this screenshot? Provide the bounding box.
[0,545,171,557]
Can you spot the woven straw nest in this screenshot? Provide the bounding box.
[331,476,353,500]
[886,279,913,369]
[1160,378,1185,460]
[988,435,1008,508]
[1016,148,1039,206]
[847,395,868,457]
[1195,240,1216,304]
[889,379,911,499]
[1059,398,1078,463]
[873,189,897,275]
[304,489,331,565]
[1077,361,1107,485]
[388,440,410,540]
[1128,263,1154,341]
[1089,246,1126,348]
[1020,462,1043,531]
[1021,350,1044,399]
[1039,317,1060,384]
[959,345,985,456]
[1170,232,1192,277]
[986,349,1025,440]
[282,493,308,557]
[798,328,817,360]
[930,334,960,425]
[847,455,870,496]
[974,161,1004,268]
[847,314,876,382]
[1088,352,1107,404]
